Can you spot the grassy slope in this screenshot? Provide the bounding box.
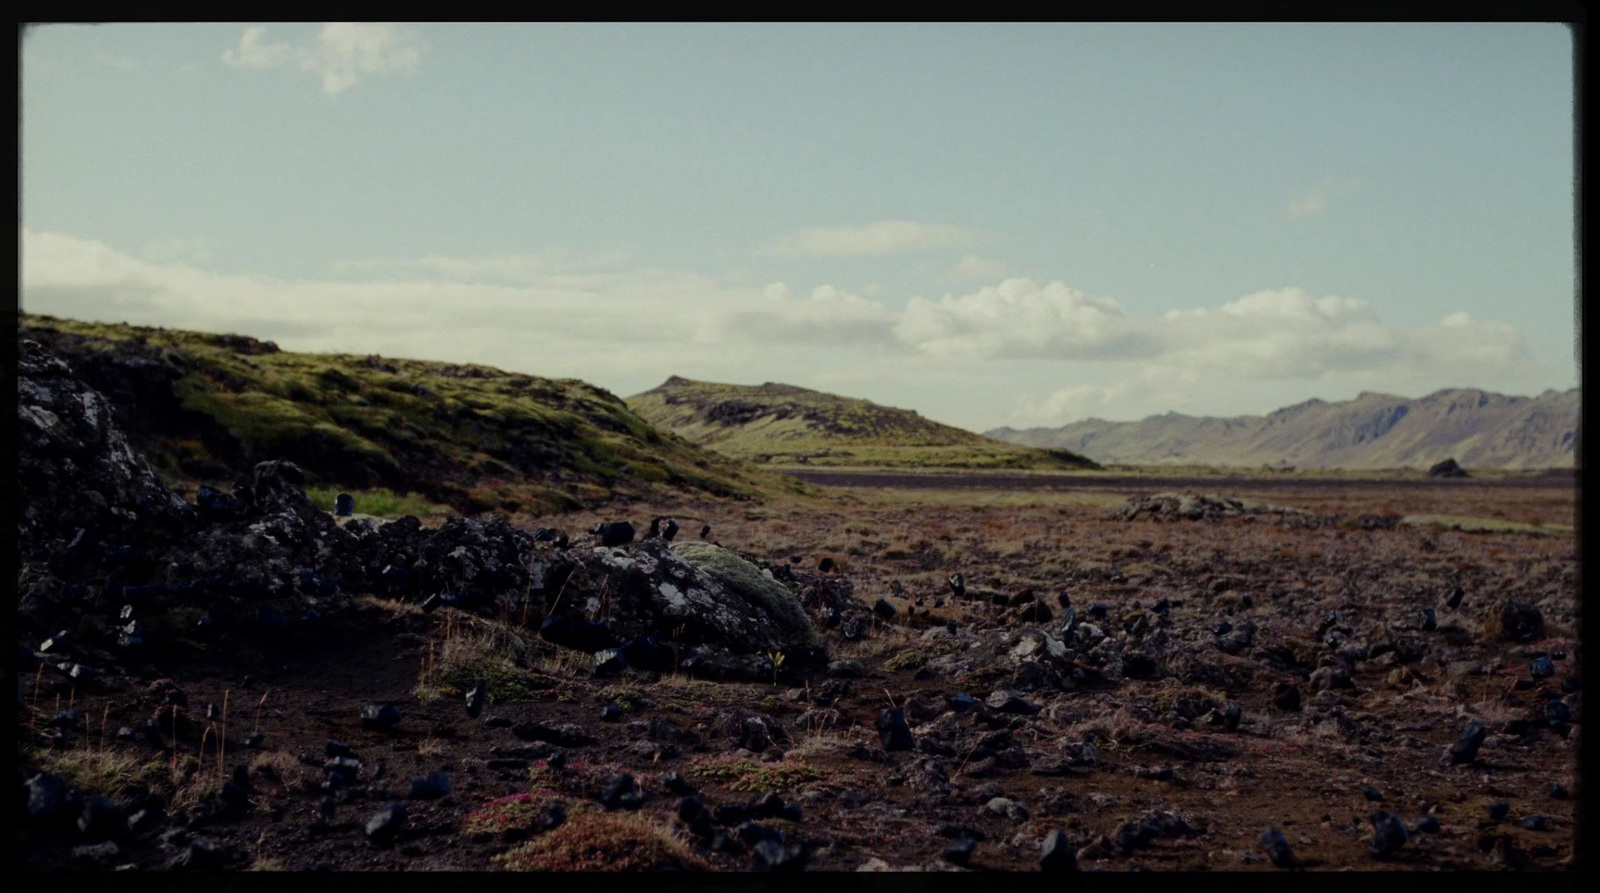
[626,376,1099,471]
[20,315,806,514]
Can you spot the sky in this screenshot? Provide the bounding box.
[19,22,1578,433]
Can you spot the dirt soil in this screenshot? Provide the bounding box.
[20,474,1580,872]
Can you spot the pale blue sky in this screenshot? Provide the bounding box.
[21,22,1577,431]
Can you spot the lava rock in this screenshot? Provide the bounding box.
[877,708,915,752]
[1419,608,1437,631]
[325,739,355,758]
[818,558,835,573]
[593,648,628,676]
[26,772,72,822]
[1040,829,1078,872]
[365,802,407,847]
[986,690,1041,715]
[511,721,591,747]
[360,704,401,731]
[600,772,644,810]
[1367,811,1409,858]
[593,522,635,547]
[1259,824,1294,867]
[948,573,966,599]
[827,659,865,679]
[1449,719,1487,764]
[751,838,808,872]
[1488,802,1510,821]
[408,773,452,799]
[1521,814,1548,831]
[78,796,123,841]
[664,774,697,797]
[1412,815,1441,834]
[1270,683,1302,712]
[465,685,486,719]
[1361,785,1384,802]
[1531,657,1556,678]
[1550,782,1569,800]
[944,835,977,866]
[1224,701,1242,732]
[1444,586,1465,609]
[245,731,265,748]
[873,598,896,620]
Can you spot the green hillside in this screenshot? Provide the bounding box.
[626,376,1099,471]
[19,315,803,514]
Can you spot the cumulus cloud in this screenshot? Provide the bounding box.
[761,220,987,257]
[222,23,423,96]
[895,278,1141,360]
[718,283,900,346]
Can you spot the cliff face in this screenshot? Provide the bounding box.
[987,388,1579,469]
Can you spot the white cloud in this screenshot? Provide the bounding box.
[21,228,1542,430]
[222,23,424,96]
[761,220,988,257]
[1285,179,1359,221]
[951,253,1007,279]
[142,237,214,265]
[895,278,1132,359]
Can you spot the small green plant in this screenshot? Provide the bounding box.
[767,651,786,685]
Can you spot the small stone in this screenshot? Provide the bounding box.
[360,704,401,731]
[407,772,452,799]
[78,796,122,840]
[827,660,865,679]
[1488,802,1510,821]
[751,838,807,871]
[1223,701,1242,732]
[818,557,835,573]
[465,685,485,719]
[599,772,644,810]
[873,598,896,620]
[1271,683,1302,712]
[877,708,915,752]
[943,835,977,866]
[662,773,697,797]
[1367,810,1409,858]
[1444,586,1464,609]
[1259,824,1294,867]
[1521,814,1549,831]
[1412,815,1441,834]
[365,802,407,847]
[245,731,264,748]
[1361,785,1384,802]
[1550,782,1569,800]
[1449,719,1487,764]
[1040,829,1077,872]
[986,690,1041,715]
[1531,657,1556,678]
[72,841,122,868]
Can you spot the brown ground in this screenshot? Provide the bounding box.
[22,472,1580,872]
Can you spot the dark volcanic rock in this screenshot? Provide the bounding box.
[1259,824,1294,867]
[943,835,977,866]
[365,802,407,847]
[1040,829,1078,872]
[750,838,808,872]
[1270,682,1302,712]
[1448,719,1487,764]
[360,704,402,731]
[1427,458,1468,478]
[1367,811,1409,858]
[407,773,452,800]
[877,708,915,752]
[593,521,635,547]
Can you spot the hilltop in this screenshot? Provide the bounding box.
[18,315,801,514]
[627,376,1098,471]
[987,387,1579,470]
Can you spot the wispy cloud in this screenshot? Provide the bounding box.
[1285,179,1359,221]
[222,23,424,96]
[334,249,633,283]
[761,220,989,257]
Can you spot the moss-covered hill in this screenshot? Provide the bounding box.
[19,316,801,514]
[626,376,1099,471]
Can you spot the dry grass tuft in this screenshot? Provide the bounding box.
[493,811,708,871]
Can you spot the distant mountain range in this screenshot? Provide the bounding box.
[986,388,1579,470]
[627,376,1099,471]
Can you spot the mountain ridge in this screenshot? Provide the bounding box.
[986,387,1579,470]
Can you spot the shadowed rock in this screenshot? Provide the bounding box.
[1259,824,1294,867]
[1427,458,1468,478]
[1449,719,1487,764]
